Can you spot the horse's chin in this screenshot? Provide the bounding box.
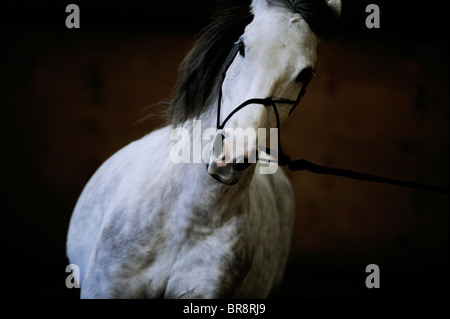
[206,161,255,185]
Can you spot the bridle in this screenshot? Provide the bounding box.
[211,42,448,194]
[217,44,312,131]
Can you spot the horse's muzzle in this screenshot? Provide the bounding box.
[207,130,255,185]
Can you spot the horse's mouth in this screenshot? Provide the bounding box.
[206,159,254,185]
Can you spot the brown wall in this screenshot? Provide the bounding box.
[1,1,448,299]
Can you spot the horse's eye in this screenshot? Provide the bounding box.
[238,41,245,57]
[296,67,315,83]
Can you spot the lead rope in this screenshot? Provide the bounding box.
[277,155,448,194]
[267,108,448,194]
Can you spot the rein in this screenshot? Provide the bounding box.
[214,43,449,194]
[272,153,448,194]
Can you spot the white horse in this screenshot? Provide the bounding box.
[67,0,341,298]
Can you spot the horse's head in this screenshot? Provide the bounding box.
[207,0,341,184]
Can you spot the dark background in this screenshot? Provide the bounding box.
[0,0,448,299]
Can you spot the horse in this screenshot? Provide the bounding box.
[66,0,342,298]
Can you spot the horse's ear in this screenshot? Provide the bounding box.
[326,0,341,16]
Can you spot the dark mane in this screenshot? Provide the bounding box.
[169,1,253,125]
[266,0,341,41]
[169,0,340,125]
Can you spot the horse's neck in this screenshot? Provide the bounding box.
[165,115,254,228]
